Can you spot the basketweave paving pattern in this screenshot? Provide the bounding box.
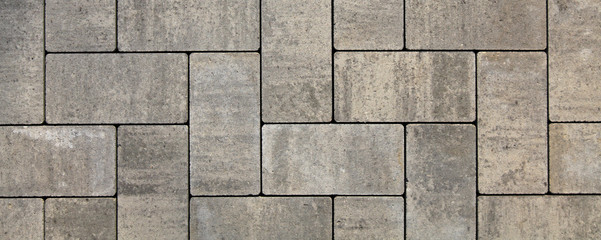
[1,0,601,239]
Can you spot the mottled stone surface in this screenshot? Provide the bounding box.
[334,0,403,50]
[0,199,43,240]
[118,126,188,240]
[406,0,546,50]
[334,197,404,239]
[262,0,332,122]
[478,52,548,194]
[45,198,116,240]
[118,0,259,51]
[190,197,331,240]
[549,0,601,121]
[0,126,115,196]
[190,53,260,196]
[263,124,404,195]
[335,52,475,122]
[46,54,187,124]
[406,124,476,240]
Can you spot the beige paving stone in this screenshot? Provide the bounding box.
[478,52,548,194]
[263,124,404,195]
[262,0,332,122]
[334,197,404,239]
[549,0,601,121]
[0,199,43,240]
[0,126,115,196]
[190,53,260,195]
[190,197,331,240]
[406,124,476,240]
[46,54,187,124]
[45,198,116,240]
[335,52,475,122]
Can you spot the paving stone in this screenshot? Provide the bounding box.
[406,124,476,240]
[334,197,403,239]
[477,52,548,194]
[479,196,601,239]
[190,197,331,240]
[0,0,43,124]
[118,125,188,240]
[46,0,115,52]
[262,0,332,122]
[335,52,475,122]
[334,0,403,50]
[263,124,404,195]
[118,0,259,51]
[549,0,601,121]
[46,54,187,124]
[0,199,43,240]
[190,53,260,196]
[550,124,601,193]
[45,198,116,240]
[406,0,546,50]
[0,126,115,196]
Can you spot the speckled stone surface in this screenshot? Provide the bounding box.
[45,198,116,240]
[0,199,43,240]
[334,197,404,239]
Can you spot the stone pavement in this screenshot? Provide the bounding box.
[1,0,601,239]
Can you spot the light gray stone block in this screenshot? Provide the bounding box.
[334,197,404,239]
[263,124,403,195]
[45,198,116,240]
[0,199,43,240]
[46,54,187,124]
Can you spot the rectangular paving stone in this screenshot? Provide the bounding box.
[118,0,259,51]
[478,52,547,194]
[406,0,546,50]
[46,54,187,124]
[0,0,43,124]
[479,196,601,239]
[334,197,404,239]
[335,52,475,122]
[0,199,43,240]
[549,0,601,121]
[118,125,188,240]
[0,126,115,196]
[190,53,260,195]
[406,124,476,240]
[262,0,332,122]
[190,197,331,240]
[45,198,116,240]
[263,124,403,195]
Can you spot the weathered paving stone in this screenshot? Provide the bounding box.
[118,0,259,51]
[0,199,43,239]
[118,126,188,240]
[262,0,332,122]
[549,0,601,121]
[334,0,403,50]
[406,124,476,240]
[0,0,43,124]
[550,124,601,193]
[335,52,475,122]
[46,54,187,124]
[190,53,260,195]
[190,197,331,240]
[0,126,115,196]
[46,0,116,52]
[334,197,404,239]
[406,0,546,50]
[478,52,547,194]
[479,196,601,239]
[263,124,404,195]
[45,198,116,240]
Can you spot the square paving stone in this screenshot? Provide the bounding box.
[0,199,43,240]
[334,197,404,239]
[45,198,116,240]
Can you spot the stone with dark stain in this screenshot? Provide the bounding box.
[334,197,404,239]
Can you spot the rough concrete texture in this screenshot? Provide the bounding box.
[0,126,115,196]
[335,52,475,122]
[478,52,548,194]
[262,0,332,122]
[190,53,260,196]
[406,124,476,240]
[334,197,404,239]
[45,198,116,240]
[263,124,404,195]
[190,197,331,240]
[0,199,43,240]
